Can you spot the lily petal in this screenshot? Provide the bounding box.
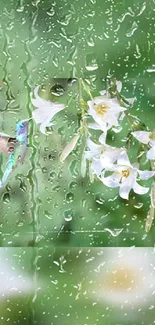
[40,121,47,134]
[88,122,101,130]
[117,151,131,167]
[101,172,121,188]
[131,131,151,145]
[119,183,132,200]
[133,182,149,195]
[99,90,106,95]
[87,138,101,152]
[138,170,155,180]
[99,132,107,145]
[100,149,122,168]
[105,113,119,127]
[147,146,155,160]
[91,159,103,176]
[119,173,135,200]
[31,86,65,134]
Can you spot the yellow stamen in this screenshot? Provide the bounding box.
[122,169,130,178]
[96,104,108,115]
[119,169,130,183]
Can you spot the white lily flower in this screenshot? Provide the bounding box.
[90,248,155,310]
[31,86,65,134]
[100,151,155,199]
[85,133,125,176]
[88,95,126,132]
[132,130,155,160]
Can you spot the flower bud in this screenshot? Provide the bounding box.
[60,134,80,162]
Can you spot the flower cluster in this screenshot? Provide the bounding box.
[82,83,155,201]
[30,81,155,209]
[1,78,155,231]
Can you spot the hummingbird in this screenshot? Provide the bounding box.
[0,119,30,188]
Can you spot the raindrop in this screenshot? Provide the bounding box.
[118,7,135,22]
[112,125,123,133]
[3,192,11,204]
[69,160,79,177]
[96,199,104,205]
[104,228,123,237]
[69,181,77,189]
[86,35,95,47]
[85,53,98,71]
[47,7,55,17]
[16,221,24,227]
[52,185,60,192]
[66,192,74,203]
[16,6,24,12]
[49,171,57,180]
[19,181,27,192]
[42,167,48,174]
[64,209,74,221]
[134,202,143,209]
[45,211,53,220]
[126,21,138,37]
[134,44,141,59]
[137,2,146,16]
[50,84,65,97]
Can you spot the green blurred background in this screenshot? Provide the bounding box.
[0,0,155,246]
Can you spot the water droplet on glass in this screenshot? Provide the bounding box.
[104,228,123,237]
[3,193,11,204]
[66,192,74,203]
[86,53,98,71]
[134,202,143,209]
[47,7,55,17]
[19,181,27,192]
[69,181,77,189]
[45,211,53,220]
[69,160,79,177]
[64,209,74,221]
[126,21,138,37]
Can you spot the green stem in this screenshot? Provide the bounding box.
[78,78,88,136]
[81,79,93,100]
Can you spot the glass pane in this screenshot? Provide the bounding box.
[0,0,154,246]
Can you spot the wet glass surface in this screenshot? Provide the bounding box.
[1,247,155,325]
[0,0,155,246]
[0,0,155,324]
[0,76,155,247]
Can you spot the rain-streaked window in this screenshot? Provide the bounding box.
[0,0,155,323]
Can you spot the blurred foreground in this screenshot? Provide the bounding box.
[0,247,155,325]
